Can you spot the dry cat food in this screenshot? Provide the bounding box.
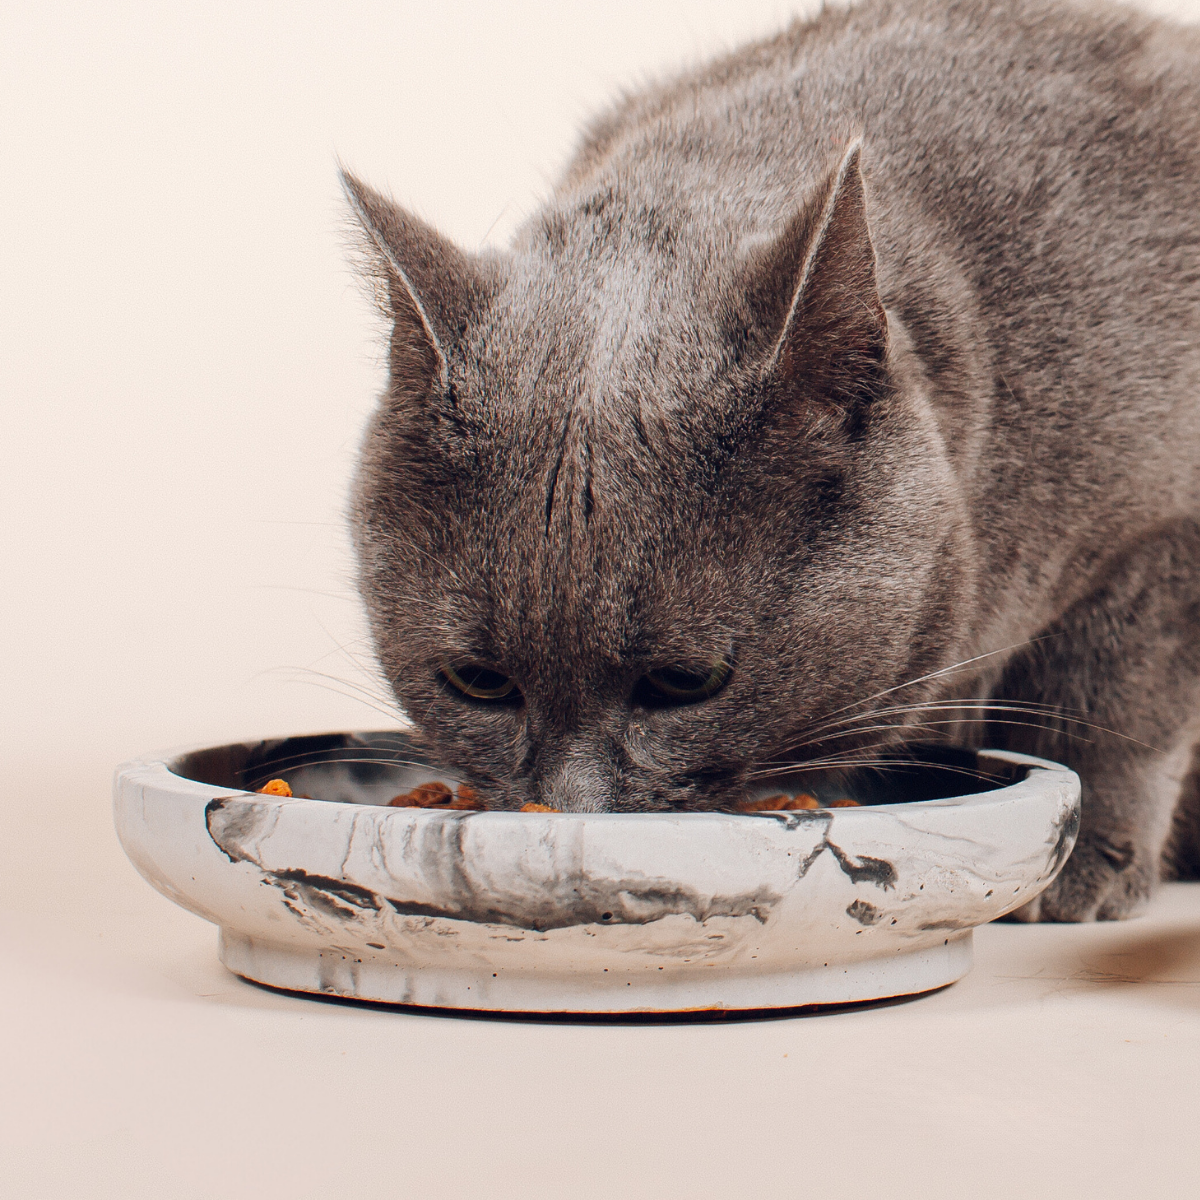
[257,776,857,812]
[388,781,485,810]
[384,786,860,813]
[386,784,561,812]
[734,793,860,812]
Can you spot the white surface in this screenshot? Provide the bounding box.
[3,0,1199,1195]
[3,774,1199,1199]
[114,743,1078,1010]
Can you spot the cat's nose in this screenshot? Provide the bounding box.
[535,746,616,813]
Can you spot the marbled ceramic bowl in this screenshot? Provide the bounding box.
[113,732,1079,1013]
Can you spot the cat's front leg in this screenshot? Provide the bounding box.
[989,522,1200,922]
[1012,734,1199,922]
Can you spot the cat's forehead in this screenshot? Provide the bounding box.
[471,216,738,420]
[437,248,756,660]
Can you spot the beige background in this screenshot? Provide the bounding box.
[2,2,1199,1197]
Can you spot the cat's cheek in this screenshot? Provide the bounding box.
[621,722,660,771]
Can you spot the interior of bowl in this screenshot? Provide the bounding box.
[170,732,1031,810]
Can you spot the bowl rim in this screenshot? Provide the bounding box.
[115,730,1080,820]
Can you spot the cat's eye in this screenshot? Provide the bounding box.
[440,661,521,702]
[636,657,733,707]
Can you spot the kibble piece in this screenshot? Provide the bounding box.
[735,792,820,813]
[735,794,785,812]
[388,781,454,808]
[256,779,292,797]
[387,781,490,810]
[520,802,559,813]
[448,785,486,810]
[827,798,861,808]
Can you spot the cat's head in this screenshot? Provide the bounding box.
[344,142,976,811]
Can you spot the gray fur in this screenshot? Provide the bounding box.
[343,0,1200,920]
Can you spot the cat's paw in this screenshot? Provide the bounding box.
[1009,831,1155,922]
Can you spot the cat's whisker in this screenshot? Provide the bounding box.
[791,689,1056,743]
[277,668,411,725]
[762,715,1104,769]
[749,758,1002,787]
[758,755,985,775]
[243,751,426,777]
[785,695,1154,752]
[802,636,1055,729]
[279,665,401,706]
[782,706,1014,752]
[240,750,433,786]
[751,734,995,774]
[756,721,962,761]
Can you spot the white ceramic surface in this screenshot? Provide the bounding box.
[113,733,1080,1013]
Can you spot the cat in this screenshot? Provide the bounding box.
[341,0,1200,922]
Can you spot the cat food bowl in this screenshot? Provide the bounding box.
[113,732,1079,1013]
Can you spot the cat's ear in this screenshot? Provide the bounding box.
[751,140,887,426]
[341,169,493,397]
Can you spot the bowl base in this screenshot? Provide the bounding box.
[218,928,974,1014]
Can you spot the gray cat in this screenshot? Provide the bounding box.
[342,0,1200,921]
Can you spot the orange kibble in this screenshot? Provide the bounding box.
[388,781,454,808]
[734,792,820,813]
[256,779,292,797]
[735,794,789,812]
[447,784,488,811]
[387,780,491,810]
[520,802,559,813]
[827,798,861,808]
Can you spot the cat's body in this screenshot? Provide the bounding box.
[344,0,1200,920]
